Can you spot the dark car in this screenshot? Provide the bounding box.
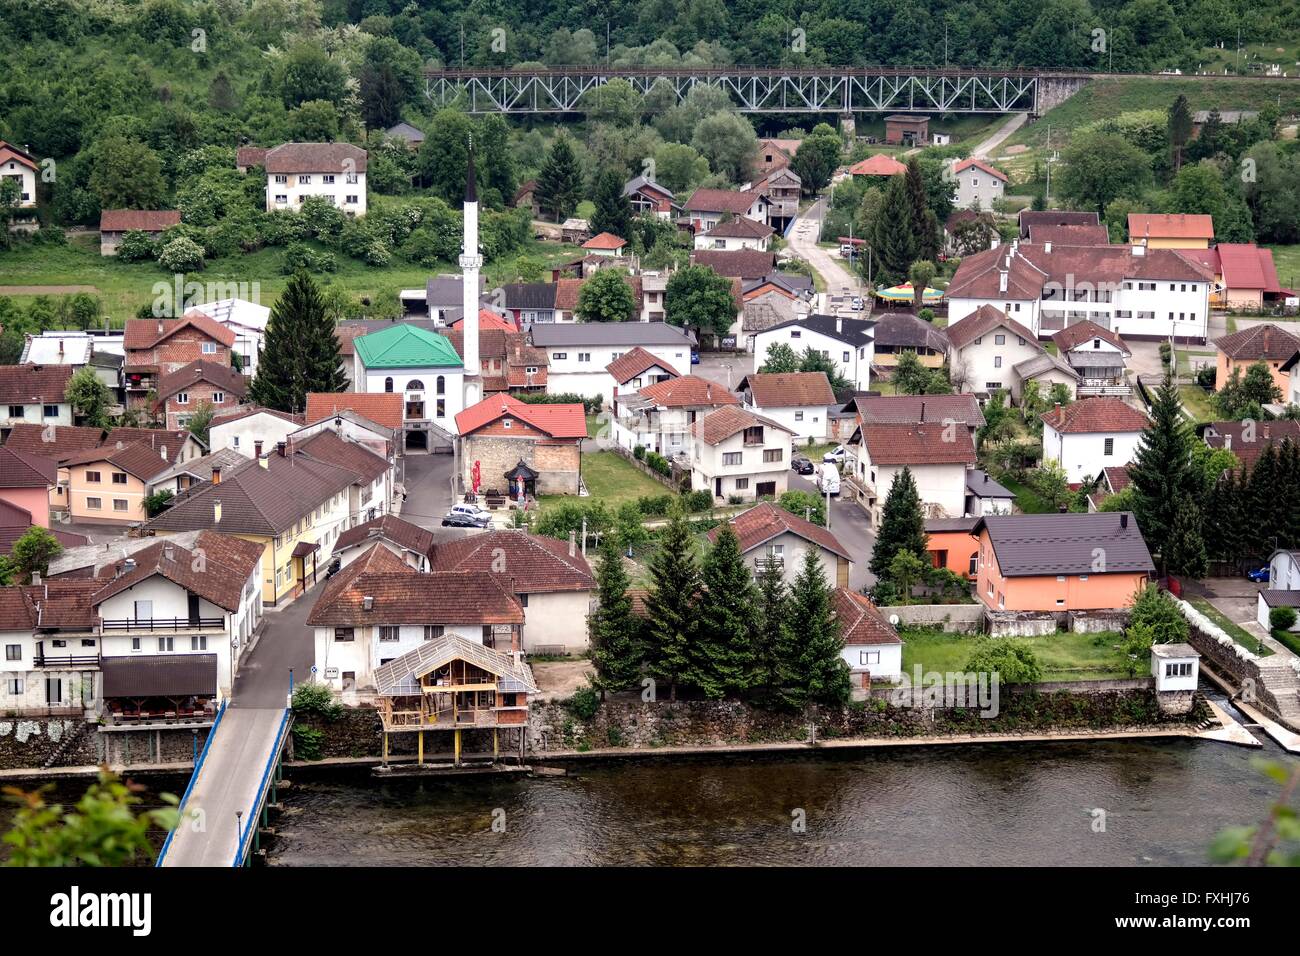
[1246,566,1269,583]
[690,349,700,365]
[791,454,814,475]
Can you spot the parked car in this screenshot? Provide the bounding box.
[822,444,847,465]
[690,349,700,365]
[442,504,492,528]
[851,296,864,311]
[1246,566,1270,583]
[324,557,342,578]
[791,454,814,475]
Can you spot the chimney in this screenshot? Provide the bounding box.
[1132,244,1145,257]
[123,559,136,573]
[276,441,286,457]
[836,317,842,334]
[920,401,926,421]
[568,530,576,557]
[58,339,64,355]
[1224,434,1232,450]
[157,320,164,334]
[362,595,374,611]
[164,544,175,562]
[213,499,222,523]
[998,270,1008,293]
[31,571,41,586]
[159,444,167,460]
[212,465,222,484]
[254,440,263,457]
[1120,513,1128,529]
[1044,241,1052,254]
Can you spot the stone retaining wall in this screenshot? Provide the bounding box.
[879,603,985,633]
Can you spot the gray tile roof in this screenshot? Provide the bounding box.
[529,323,695,347]
[974,512,1154,577]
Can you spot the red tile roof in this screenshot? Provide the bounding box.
[154,360,247,402]
[305,393,404,431]
[861,423,979,466]
[99,209,182,233]
[582,232,627,250]
[685,188,760,214]
[741,371,836,408]
[0,364,73,404]
[1128,213,1214,241]
[263,142,367,174]
[953,157,1008,181]
[123,314,236,350]
[92,532,262,612]
[692,405,792,445]
[1213,323,1300,361]
[1051,320,1131,355]
[945,304,1039,351]
[1025,223,1111,246]
[1217,244,1285,294]
[848,154,907,177]
[689,249,776,279]
[236,146,268,168]
[454,394,586,438]
[1203,420,1300,468]
[335,514,435,559]
[639,375,739,408]
[429,529,594,593]
[102,428,191,457]
[1040,398,1149,434]
[0,141,37,170]
[707,502,851,561]
[606,346,679,385]
[294,429,390,483]
[62,440,174,481]
[0,446,56,488]
[705,217,774,240]
[947,244,1213,300]
[450,309,518,333]
[2,424,105,463]
[832,588,903,646]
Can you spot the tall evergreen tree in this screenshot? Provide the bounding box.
[1168,93,1193,172]
[1128,370,1195,573]
[691,524,759,698]
[751,557,790,704]
[589,536,643,697]
[249,271,346,413]
[1165,494,1209,578]
[588,167,632,239]
[780,549,850,709]
[869,466,928,579]
[535,133,583,222]
[904,157,939,262]
[642,506,700,701]
[870,174,919,284]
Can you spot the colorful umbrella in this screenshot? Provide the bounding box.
[875,282,944,303]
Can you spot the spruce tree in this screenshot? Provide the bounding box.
[870,174,919,284]
[588,167,632,240]
[642,505,700,701]
[249,271,346,413]
[904,157,939,263]
[535,133,582,222]
[751,558,790,705]
[869,466,928,579]
[588,536,643,697]
[1165,494,1209,578]
[691,524,759,698]
[781,549,850,709]
[1128,370,1195,573]
[1168,94,1193,171]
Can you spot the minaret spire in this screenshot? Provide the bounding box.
[459,134,482,407]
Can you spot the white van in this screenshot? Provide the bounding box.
[817,463,841,497]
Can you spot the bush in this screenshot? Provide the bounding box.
[157,236,205,272]
[681,489,713,512]
[114,230,159,263]
[1269,606,1297,632]
[534,499,612,541]
[292,681,343,720]
[779,489,826,526]
[635,493,674,516]
[963,637,1042,684]
[644,451,671,476]
[918,307,934,323]
[1158,341,1172,366]
[633,444,645,460]
[508,391,602,415]
[727,493,744,505]
[1195,366,1216,389]
[281,242,336,274]
[1128,584,1189,644]
[566,683,601,720]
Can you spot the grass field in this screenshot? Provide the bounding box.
[574,450,670,506]
[1187,596,1272,657]
[1178,384,1217,422]
[998,475,1055,514]
[0,232,579,321]
[900,628,1134,681]
[1267,244,1300,292]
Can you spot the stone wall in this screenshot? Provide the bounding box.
[0,718,96,770]
[464,434,580,496]
[97,727,212,767]
[879,603,985,633]
[1176,598,1297,722]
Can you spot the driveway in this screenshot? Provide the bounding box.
[788,470,876,593]
[1186,576,1268,640]
[969,113,1028,158]
[787,199,861,305]
[692,350,753,391]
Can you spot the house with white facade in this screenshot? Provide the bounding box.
[682,188,769,234]
[753,315,876,391]
[607,347,680,399]
[946,241,1214,343]
[1258,548,1300,631]
[263,143,367,216]
[1040,398,1149,486]
[611,375,739,457]
[690,405,793,502]
[945,305,1044,395]
[531,322,696,407]
[189,299,271,377]
[693,217,775,252]
[834,588,904,687]
[1050,320,1132,396]
[737,371,836,442]
[333,514,433,572]
[0,141,37,208]
[707,501,852,590]
[208,405,303,457]
[851,421,978,523]
[19,331,123,394]
[965,469,1015,516]
[0,364,74,430]
[352,323,464,451]
[952,157,1008,210]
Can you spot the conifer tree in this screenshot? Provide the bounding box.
[589,536,643,697]
[1128,370,1195,573]
[904,157,939,262]
[869,466,928,580]
[535,132,582,222]
[780,549,850,709]
[249,271,346,413]
[588,167,632,240]
[642,505,700,701]
[691,524,759,698]
[1165,495,1209,578]
[751,558,790,705]
[869,174,918,284]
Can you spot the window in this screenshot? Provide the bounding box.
[436,398,445,418]
[994,334,1005,345]
[176,392,189,405]
[993,356,1002,368]
[274,174,287,184]
[1103,438,1114,456]
[112,472,128,484]
[789,331,801,339]
[1017,337,1025,346]
[384,377,393,392]
[6,405,22,419]
[842,351,850,363]
[552,352,567,360]
[859,651,881,666]
[379,626,400,642]
[763,448,782,463]
[985,381,1002,390]
[734,477,750,490]
[213,392,225,404]
[794,411,804,422]
[274,194,288,204]
[346,173,359,185]
[4,644,19,661]
[191,636,207,651]
[323,174,335,185]
[201,341,217,354]
[424,625,444,641]
[112,499,128,512]
[517,593,529,608]
[406,380,425,391]
[5,679,21,695]
[436,376,445,395]
[1165,661,1192,678]
[298,174,311,184]
[45,678,62,705]
[157,637,174,651]
[131,638,140,651]
[86,470,101,483]
[43,405,58,418]
[578,352,591,363]
[502,418,512,429]
[722,452,742,466]
[334,627,355,642]
[86,497,102,510]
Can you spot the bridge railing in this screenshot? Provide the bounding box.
[155,696,228,868]
[231,707,293,868]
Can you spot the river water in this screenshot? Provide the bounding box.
[264,736,1294,867]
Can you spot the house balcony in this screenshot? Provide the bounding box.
[99,616,225,633]
[32,651,100,668]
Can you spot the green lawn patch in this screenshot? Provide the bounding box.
[1271,629,1300,656]
[1177,384,1217,423]
[566,450,670,508]
[1174,349,1215,377]
[900,628,1134,682]
[1187,597,1272,657]
[998,475,1054,514]
[1267,244,1300,294]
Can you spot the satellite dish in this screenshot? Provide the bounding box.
[889,614,901,627]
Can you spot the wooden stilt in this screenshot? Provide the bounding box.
[454,728,461,766]
[382,731,389,767]
[418,730,424,766]
[493,728,499,761]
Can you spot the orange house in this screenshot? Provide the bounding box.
[1213,324,1300,398]
[974,512,1153,612]
[925,517,980,578]
[62,441,173,524]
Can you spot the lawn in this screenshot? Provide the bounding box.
[1187,597,1273,657]
[998,475,1055,514]
[0,231,577,320]
[900,628,1135,682]
[1267,244,1300,293]
[567,450,671,508]
[1178,384,1217,423]
[1175,348,1215,377]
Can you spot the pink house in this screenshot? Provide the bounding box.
[0,446,55,528]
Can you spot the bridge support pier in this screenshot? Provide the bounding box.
[382,731,389,767]
[493,729,499,761]
[840,113,855,140]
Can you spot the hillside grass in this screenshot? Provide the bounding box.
[900,628,1133,681]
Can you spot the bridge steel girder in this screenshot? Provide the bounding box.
[426,69,1040,114]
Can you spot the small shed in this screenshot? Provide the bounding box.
[884,115,929,146]
[1151,643,1200,692]
[504,459,539,499]
[561,218,591,244]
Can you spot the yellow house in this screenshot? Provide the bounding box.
[142,445,363,605]
[1127,213,1213,250]
[60,441,173,524]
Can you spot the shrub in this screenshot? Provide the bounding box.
[114,230,158,263]
[681,489,713,512]
[1269,606,1297,632]
[508,391,602,415]
[534,499,612,541]
[1158,341,1172,366]
[1195,366,1216,389]
[779,489,826,526]
[281,242,337,274]
[636,493,674,516]
[644,451,671,476]
[727,493,744,505]
[918,307,934,323]
[157,236,205,272]
[633,444,645,460]
[963,637,1042,684]
[292,681,343,720]
[566,683,601,720]
[1128,584,1189,644]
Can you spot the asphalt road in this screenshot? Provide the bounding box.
[788,469,877,593]
[787,198,862,307]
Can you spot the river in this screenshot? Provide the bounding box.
[263,736,1293,867]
